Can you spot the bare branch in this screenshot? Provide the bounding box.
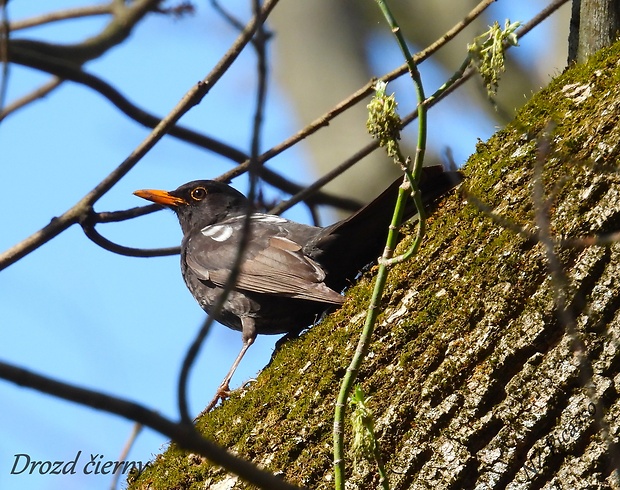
[0,0,8,112]
[9,3,113,31]
[6,49,250,162]
[0,360,303,490]
[81,222,180,258]
[90,204,162,223]
[0,77,63,121]
[6,0,161,65]
[110,423,143,490]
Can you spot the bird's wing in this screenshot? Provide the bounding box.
[184,217,344,305]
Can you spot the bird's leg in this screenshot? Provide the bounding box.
[216,335,255,396]
[202,318,257,414]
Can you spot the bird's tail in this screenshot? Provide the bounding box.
[310,165,463,291]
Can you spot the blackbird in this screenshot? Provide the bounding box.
[134,166,461,396]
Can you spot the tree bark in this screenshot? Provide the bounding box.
[129,40,620,490]
[569,0,620,63]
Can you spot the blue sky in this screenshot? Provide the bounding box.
[0,2,570,489]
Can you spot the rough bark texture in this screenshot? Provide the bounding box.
[569,0,620,63]
[129,41,620,489]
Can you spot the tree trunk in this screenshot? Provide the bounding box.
[129,40,620,490]
[568,0,620,63]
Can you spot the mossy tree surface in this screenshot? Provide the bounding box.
[130,41,620,489]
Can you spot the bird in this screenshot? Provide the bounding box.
[134,166,462,404]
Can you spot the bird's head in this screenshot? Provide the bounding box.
[134,180,250,234]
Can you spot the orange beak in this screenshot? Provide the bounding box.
[133,189,187,207]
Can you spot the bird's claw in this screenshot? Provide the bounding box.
[216,384,231,400]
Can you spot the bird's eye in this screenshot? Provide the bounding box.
[190,187,207,201]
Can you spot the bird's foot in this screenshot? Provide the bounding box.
[197,383,231,417]
[216,382,232,399]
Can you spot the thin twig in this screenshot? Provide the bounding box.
[466,187,620,251]
[210,0,250,37]
[268,145,378,215]
[333,0,432,485]
[0,360,303,490]
[518,0,570,38]
[0,77,63,121]
[423,0,495,56]
[89,204,162,223]
[110,423,143,490]
[532,125,620,484]
[6,0,161,65]
[6,51,250,163]
[9,3,113,31]
[81,222,179,257]
[178,0,274,422]
[0,0,9,113]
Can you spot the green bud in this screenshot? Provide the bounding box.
[467,19,521,98]
[367,82,402,159]
[350,385,377,464]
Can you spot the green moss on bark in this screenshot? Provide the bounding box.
[129,40,620,490]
